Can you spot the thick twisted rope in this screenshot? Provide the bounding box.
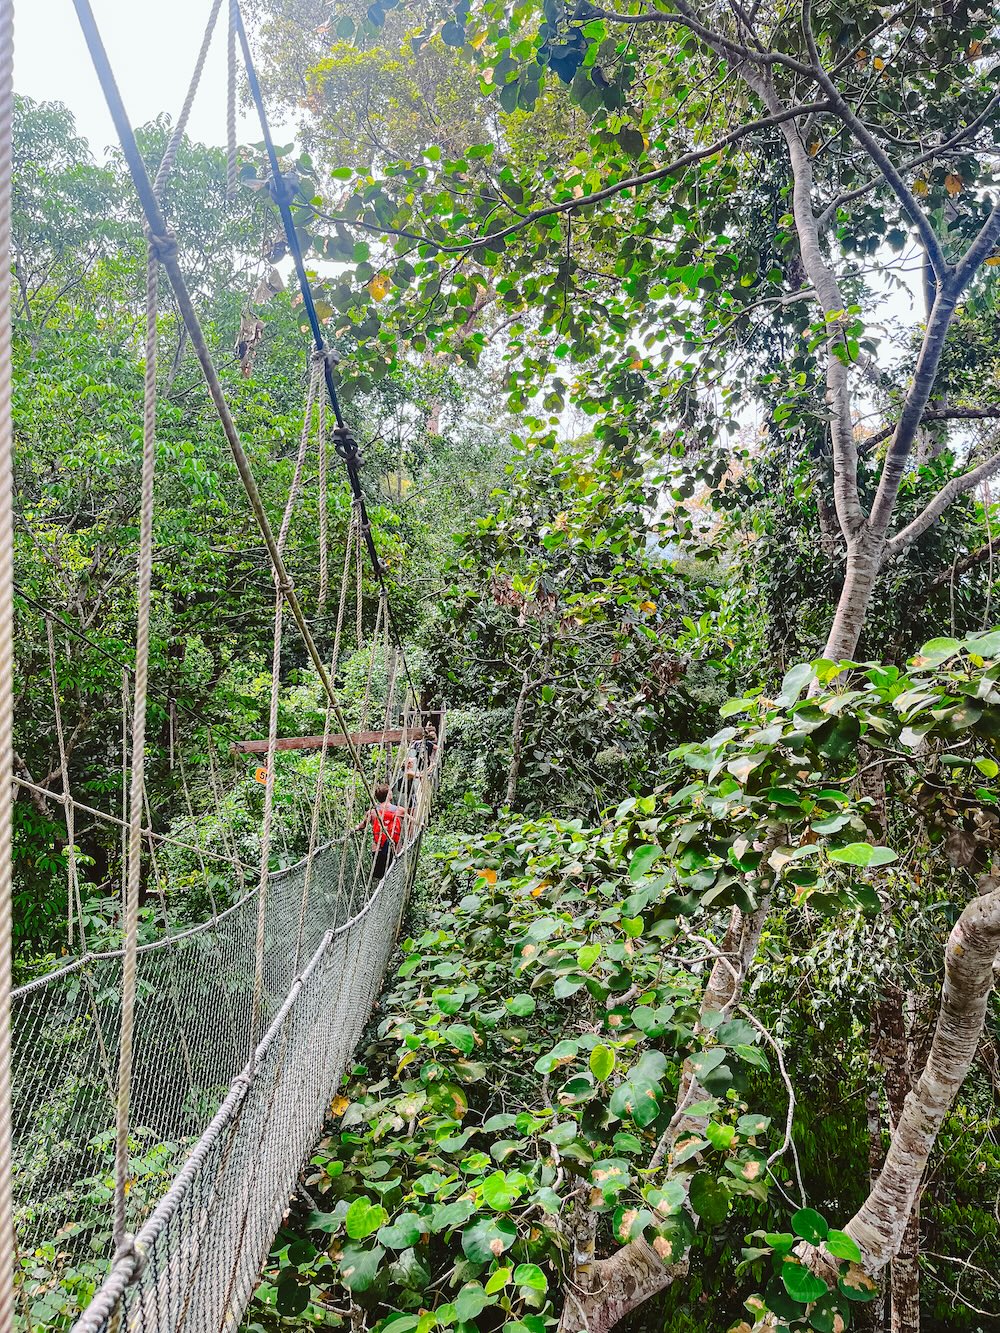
[154,0,224,201]
[113,241,159,1253]
[226,0,238,198]
[0,1,15,1319]
[252,368,320,1037]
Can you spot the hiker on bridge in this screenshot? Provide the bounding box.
[356,783,409,881]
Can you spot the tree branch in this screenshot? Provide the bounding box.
[816,90,1000,229]
[867,285,964,539]
[860,406,1000,454]
[587,2,816,75]
[318,100,833,256]
[887,437,1000,554]
[803,54,948,278]
[745,69,865,537]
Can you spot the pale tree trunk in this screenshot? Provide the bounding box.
[846,882,1000,1269]
[558,1239,683,1333]
[885,991,921,1333]
[823,547,883,661]
[891,1203,920,1333]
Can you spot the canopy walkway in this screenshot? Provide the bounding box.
[0,0,444,1327]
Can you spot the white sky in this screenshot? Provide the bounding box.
[14,0,293,157]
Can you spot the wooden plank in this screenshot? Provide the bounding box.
[231,726,424,756]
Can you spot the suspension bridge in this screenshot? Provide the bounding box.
[0,0,443,1327]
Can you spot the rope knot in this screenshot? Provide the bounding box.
[146,229,178,266]
[312,345,340,369]
[114,1234,148,1280]
[275,572,296,595]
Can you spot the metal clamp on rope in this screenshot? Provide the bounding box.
[332,426,363,468]
[145,228,179,266]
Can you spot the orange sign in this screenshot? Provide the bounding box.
[255,767,269,785]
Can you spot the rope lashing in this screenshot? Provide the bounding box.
[332,424,363,474]
[145,229,178,266]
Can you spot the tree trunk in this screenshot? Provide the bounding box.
[823,545,882,661]
[506,673,542,807]
[557,1239,681,1333]
[883,989,921,1333]
[847,882,1000,1270]
[891,1202,920,1333]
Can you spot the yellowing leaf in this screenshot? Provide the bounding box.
[985,254,1000,266]
[945,173,963,197]
[912,178,928,196]
[640,601,657,614]
[808,140,820,156]
[468,29,487,48]
[872,56,885,70]
[969,39,983,57]
[476,867,497,885]
[630,357,644,370]
[331,1095,350,1116]
[368,273,392,301]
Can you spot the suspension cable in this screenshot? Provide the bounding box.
[229,0,420,703]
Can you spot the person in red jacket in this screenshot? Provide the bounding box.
[357,783,409,881]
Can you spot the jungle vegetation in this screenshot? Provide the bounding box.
[11,0,1000,1327]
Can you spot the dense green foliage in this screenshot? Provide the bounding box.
[12,0,1000,1323]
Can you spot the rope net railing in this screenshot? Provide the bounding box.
[68,824,429,1333]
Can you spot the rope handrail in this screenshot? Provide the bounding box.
[0,0,16,1320]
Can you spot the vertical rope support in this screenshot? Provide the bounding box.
[226,0,238,198]
[317,360,329,610]
[0,1,16,1318]
[331,508,354,676]
[114,242,160,1251]
[46,617,85,950]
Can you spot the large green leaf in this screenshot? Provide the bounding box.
[781,1260,828,1304]
[689,1172,729,1226]
[345,1197,388,1240]
[461,1216,517,1263]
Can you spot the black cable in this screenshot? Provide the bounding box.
[230,0,421,704]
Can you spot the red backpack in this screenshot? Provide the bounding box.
[370,801,403,848]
